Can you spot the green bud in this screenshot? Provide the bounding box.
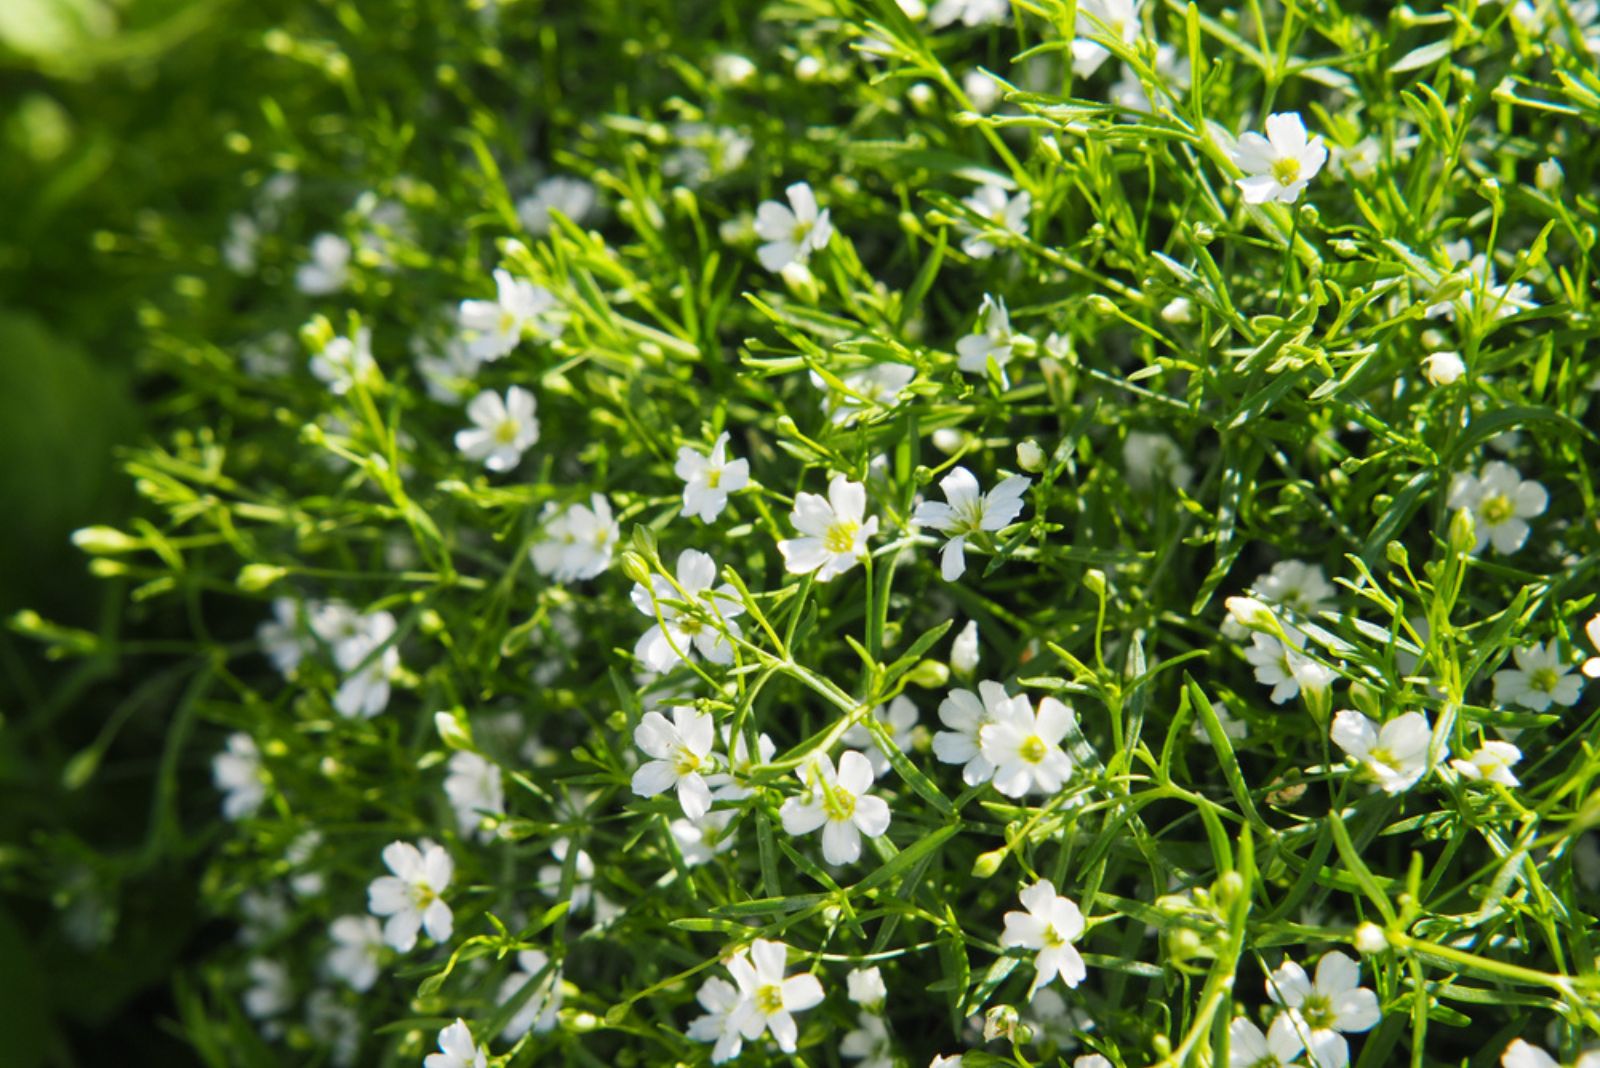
[1016,439,1045,473]
[434,710,474,751]
[237,564,288,592]
[71,526,140,555]
[1385,541,1409,569]
[620,551,653,586]
[971,849,1006,878]
[905,659,950,689]
[1448,507,1477,556]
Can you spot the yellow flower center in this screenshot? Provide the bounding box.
[707,468,722,489]
[1042,923,1067,948]
[498,309,518,334]
[1272,156,1302,186]
[1018,735,1048,764]
[756,983,785,1015]
[820,782,858,822]
[1530,667,1560,693]
[823,519,859,555]
[494,419,521,444]
[1479,494,1513,525]
[1300,993,1335,1030]
[673,749,702,776]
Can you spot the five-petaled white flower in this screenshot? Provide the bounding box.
[841,694,920,777]
[755,182,833,272]
[677,432,750,522]
[425,1019,486,1068]
[1266,951,1381,1068]
[980,694,1076,798]
[1232,112,1328,205]
[366,840,453,952]
[812,363,916,426]
[1001,879,1088,999]
[727,939,826,1055]
[1071,0,1143,78]
[1228,1015,1306,1068]
[458,268,559,362]
[933,681,1025,786]
[309,326,376,395]
[669,809,738,866]
[912,466,1030,580]
[214,733,266,820]
[841,1012,895,1068]
[959,184,1031,258]
[498,948,563,1039]
[847,965,888,1009]
[443,750,505,842]
[455,386,539,472]
[1493,641,1583,711]
[632,705,719,820]
[630,549,745,671]
[1502,1038,1600,1068]
[928,0,1009,28]
[1451,740,1523,786]
[778,475,878,582]
[689,970,748,1064]
[326,914,385,993]
[1331,710,1434,795]
[531,494,620,581]
[780,750,892,865]
[1447,461,1547,554]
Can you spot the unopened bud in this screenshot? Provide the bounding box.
[1016,439,1045,473]
[1448,507,1478,556]
[1536,158,1564,193]
[71,526,140,555]
[951,620,980,677]
[434,710,474,751]
[237,564,288,592]
[1354,922,1388,954]
[906,659,950,689]
[971,848,1005,878]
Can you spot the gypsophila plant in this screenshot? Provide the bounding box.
[15,0,1600,1065]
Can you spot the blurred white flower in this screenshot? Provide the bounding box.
[1493,641,1583,711]
[677,432,750,522]
[755,181,833,272]
[1447,461,1547,554]
[531,494,620,582]
[367,840,453,952]
[1331,710,1434,794]
[959,184,1030,258]
[455,386,539,472]
[443,751,505,841]
[213,733,266,820]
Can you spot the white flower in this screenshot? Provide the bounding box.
[1536,157,1565,192]
[296,233,351,295]
[1245,630,1335,705]
[1190,701,1248,742]
[1256,561,1337,619]
[1071,0,1142,78]
[1124,430,1193,491]
[1451,741,1523,786]
[933,681,1024,785]
[326,915,385,993]
[366,840,453,952]
[332,610,399,719]
[1076,1057,1113,1068]
[458,268,559,362]
[455,386,539,472]
[928,0,1009,27]
[1427,241,1539,322]
[780,751,892,865]
[632,706,718,819]
[980,695,1075,798]
[955,295,1020,383]
[707,729,777,802]
[425,1020,486,1068]
[309,326,376,395]
[813,363,916,426]
[1421,350,1466,386]
[305,989,359,1066]
[1447,461,1547,554]
[1266,951,1381,1068]
[1228,1015,1306,1067]
[1502,1038,1600,1068]
[727,939,826,1054]
[1231,112,1328,205]
[536,839,600,912]
[669,809,737,866]
[754,182,833,272]
[847,965,888,1009]
[443,751,505,841]
[842,1012,895,1068]
[1493,641,1583,711]
[258,598,312,676]
[676,432,750,522]
[531,494,620,581]
[214,733,266,820]
[951,619,981,675]
[1584,614,1600,679]
[842,694,920,777]
[958,184,1031,258]
[912,466,1031,580]
[244,958,291,1023]
[1001,879,1088,998]
[689,970,748,1064]
[1331,710,1434,795]
[631,549,745,671]
[517,175,597,236]
[778,475,878,582]
[499,948,563,1039]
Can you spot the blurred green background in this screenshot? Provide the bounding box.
[0,1,270,1062]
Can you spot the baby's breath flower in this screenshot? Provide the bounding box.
[780,750,892,865]
[326,915,385,993]
[1266,952,1380,1068]
[754,181,833,272]
[1493,642,1583,711]
[458,268,559,362]
[777,475,878,582]
[911,466,1031,580]
[726,939,826,1054]
[366,840,453,952]
[442,750,504,841]
[1451,741,1523,786]
[530,494,620,582]
[676,432,750,522]
[1447,461,1547,554]
[979,694,1076,798]
[1001,879,1088,998]
[1231,112,1328,205]
[632,706,719,820]
[498,949,563,1039]
[1070,0,1142,77]
[841,694,920,777]
[630,549,745,671]
[296,233,352,295]
[1331,710,1434,794]
[424,1019,486,1068]
[213,733,266,820]
[958,184,1030,259]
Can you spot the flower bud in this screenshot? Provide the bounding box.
[434,709,474,751]
[1536,158,1564,193]
[1224,596,1275,633]
[1448,507,1477,556]
[1160,296,1194,324]
[951,620,980,677]
[71,526,140,555]
[237,564,288,592]
[1421,350,1465,386]
[620,551,653,586]
[1016,439,1046,473]
[971,848,1005,878]
[983,1004,1019,1042]
[1353,922,1388,954]
[906,659,950,689]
